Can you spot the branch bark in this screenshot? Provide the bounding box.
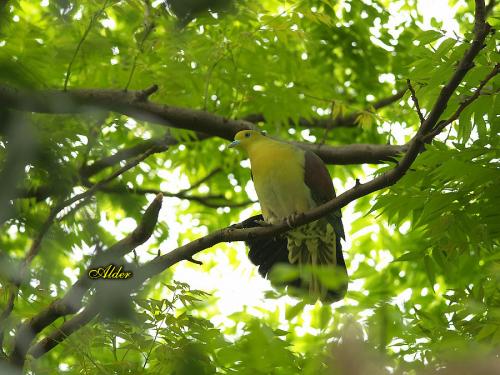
[0,85,408,165]
[80,134,177,179]
[407,80,425,123]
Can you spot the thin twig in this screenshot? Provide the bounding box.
[98,184,255,209]
[80,117,105,170]
[422,63,499,142]
[187,257,203,266]
[177,167,222,194]
[407,79,425,123]
[63,0,110,90]
[0,146,165,345]
[243,88,408,130]
[80,133,174,178]
[124,0,155,91]
[203,58,222,111]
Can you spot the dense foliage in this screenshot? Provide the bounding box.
[0,0,499,373]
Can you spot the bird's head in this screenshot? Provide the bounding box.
[228,130,266,151]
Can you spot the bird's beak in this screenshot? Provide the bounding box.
[228,140,240,148]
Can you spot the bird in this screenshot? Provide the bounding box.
[229,130,347,303]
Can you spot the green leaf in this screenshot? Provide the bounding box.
[416,30,442,45]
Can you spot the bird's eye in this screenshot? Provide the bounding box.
[245,132,251,138]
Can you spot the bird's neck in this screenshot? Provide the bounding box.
[245,139,296,177]
[246,138,283,162]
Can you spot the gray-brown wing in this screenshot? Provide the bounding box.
[303,150,345,239]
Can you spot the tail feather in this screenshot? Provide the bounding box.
[240,215,347,303]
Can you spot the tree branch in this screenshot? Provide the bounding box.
[177,167,222,194]
[63,0,110,90]
[423,63,499,142]
[8,194,163,367]
[407,80,425,123]
[242,88,407,129]
[14,133,190,202]
[0,85,408,165]
[80,134,176,179]
[28,303,99,360]
[294,142,408,164]
[0,145,166,349]
[3,0,494,365]
[97,184,255,208]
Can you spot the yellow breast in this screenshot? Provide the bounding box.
[246,139,315,223]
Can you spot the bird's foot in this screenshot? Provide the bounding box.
[255,219,272,227]
[228,222,243,230]
[285,213,301,228]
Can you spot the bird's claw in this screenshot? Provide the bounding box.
[228,223,243,230]
[285,213,300,228]
[255,219,271,227]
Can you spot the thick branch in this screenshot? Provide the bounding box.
[0,85,407,165]
[28,304,98,360]
[295,142,408,164]
[0,85,252,140]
